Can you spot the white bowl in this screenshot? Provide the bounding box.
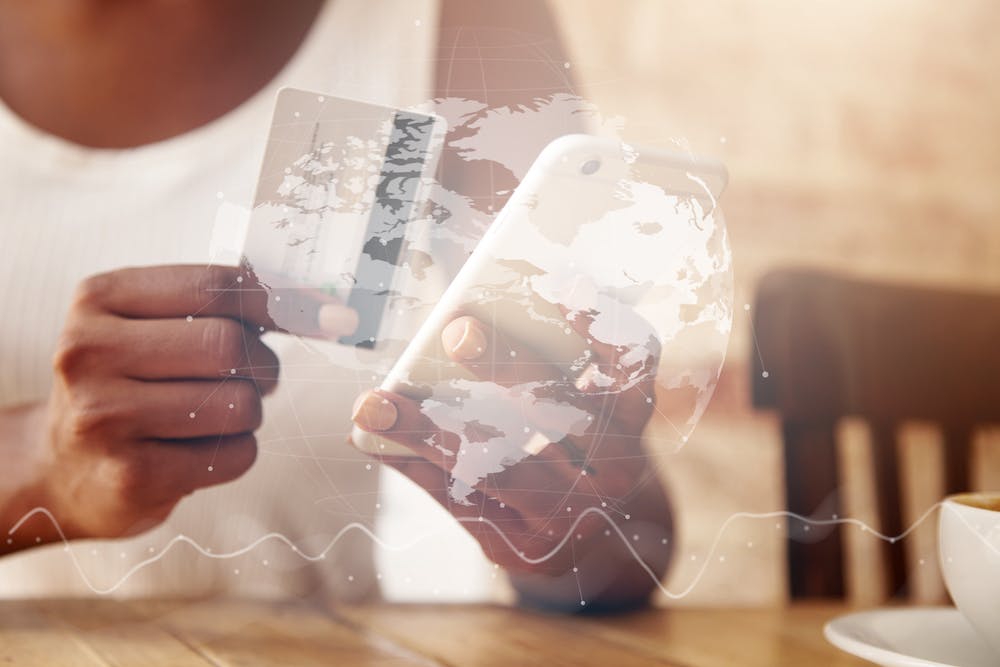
[939,493,1000,657]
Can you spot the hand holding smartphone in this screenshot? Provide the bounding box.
[351,134,727,459]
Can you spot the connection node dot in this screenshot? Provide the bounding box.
[186,315,193,322]
[207,465,214,472]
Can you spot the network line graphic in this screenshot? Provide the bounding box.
[7,502,964,602]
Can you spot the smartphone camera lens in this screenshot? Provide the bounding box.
[580,159,601,175]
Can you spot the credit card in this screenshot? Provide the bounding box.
[242,87,444,347]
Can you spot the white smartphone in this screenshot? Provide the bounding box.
[351,134,727,456]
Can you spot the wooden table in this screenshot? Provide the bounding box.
[0,598,872,666]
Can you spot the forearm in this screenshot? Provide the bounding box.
[0,401,59,556]
[508,475,673,613]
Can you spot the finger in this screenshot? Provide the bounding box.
[564,305,660,388]
[108,379,264,440]
[137,434,258,503]
[573,362,655,435]
[74,265,351,335]
[562,306,660,431]
[265,286,357,338]
[438,316,645,449]
[352,389,584,520]
[440,315,571,387]
[351,389,460,460]
[89,317,279,392]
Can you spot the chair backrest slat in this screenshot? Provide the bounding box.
[751,269,1000,599]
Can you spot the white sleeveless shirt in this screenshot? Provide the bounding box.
[0,0,449,600]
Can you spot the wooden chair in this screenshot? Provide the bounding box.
[751,268,1000,598]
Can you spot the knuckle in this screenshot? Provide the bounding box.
[194,265,236,311]
[69,396,121,438]
[201,318,245,371]
[52,332,92,379]
[73,272,113,310]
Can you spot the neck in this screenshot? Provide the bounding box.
[0,0,326,147]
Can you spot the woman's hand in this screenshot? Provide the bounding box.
[351,313,673,611]
[0,265,351,553]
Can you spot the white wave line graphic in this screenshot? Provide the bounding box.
[7,502,949,598]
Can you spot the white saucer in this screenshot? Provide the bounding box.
[825,607,998,667]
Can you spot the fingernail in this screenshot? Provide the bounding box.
[351,392,397,432]
[318,303,359,337]
[441,318,486,361]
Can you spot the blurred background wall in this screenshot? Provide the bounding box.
[548,0,1000,605]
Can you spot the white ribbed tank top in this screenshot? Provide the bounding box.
[0,0,443,600]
